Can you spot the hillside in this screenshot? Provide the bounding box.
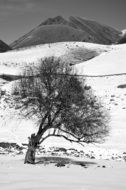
[10,25,94,49]
[0,42,109,76]
[68,16,121,44]
[10,16,121,49]
[0,40,11,52]
[76,44,126,75]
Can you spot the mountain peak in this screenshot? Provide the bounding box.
[40,16,68,26]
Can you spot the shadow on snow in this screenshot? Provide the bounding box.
[35,156,96,168]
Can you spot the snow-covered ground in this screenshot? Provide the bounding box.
[76,44,126,75]
[0,155,126,190]
[0,42,110,75]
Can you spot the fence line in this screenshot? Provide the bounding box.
[1,72,126,81]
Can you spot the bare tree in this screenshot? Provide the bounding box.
[13,57,109,164]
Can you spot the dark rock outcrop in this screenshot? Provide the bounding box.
[0,40,11,52]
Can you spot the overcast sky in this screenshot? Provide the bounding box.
[0,0,125,44]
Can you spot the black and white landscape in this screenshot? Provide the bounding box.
[0,0,126,190]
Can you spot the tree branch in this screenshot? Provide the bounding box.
[40,133,85,147]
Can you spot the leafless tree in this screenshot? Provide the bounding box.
[13,57,109,164]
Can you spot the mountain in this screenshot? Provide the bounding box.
[0,40,11,52]
[10,16,121,49]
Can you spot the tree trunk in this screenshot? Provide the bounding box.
[24,145,36,164]
[24,133,38,164]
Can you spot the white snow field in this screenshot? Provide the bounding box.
[76,43,126,75]
[0,42,126,190]
[0,155,126,190]
[0,42,109,75]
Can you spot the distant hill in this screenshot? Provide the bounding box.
[0,40,11,52]
[10,16,121,49]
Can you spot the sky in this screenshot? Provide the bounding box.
[0,0,125,44]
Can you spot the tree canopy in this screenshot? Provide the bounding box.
[13,57,109,163]
[14,57,109,144]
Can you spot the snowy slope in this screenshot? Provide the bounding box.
[74,44,126,152]
[0,42,109,75]
[0,42,126,156]
[75,44,126,76]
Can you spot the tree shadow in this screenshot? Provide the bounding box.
[35,156,97,168]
